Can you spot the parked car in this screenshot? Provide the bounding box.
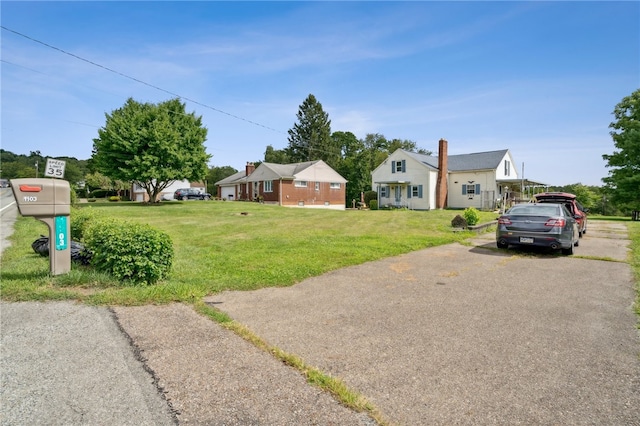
[174,188,211,201]
[532,192,588,236]
[496,203,579,255]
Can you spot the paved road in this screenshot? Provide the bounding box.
[1,212,639,425]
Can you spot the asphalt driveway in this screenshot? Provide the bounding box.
[2,219,639,425]
[202,220,639,425]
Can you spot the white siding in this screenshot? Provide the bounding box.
[371,151,436,210]
[495,152,518,180]
[447,171,497,209]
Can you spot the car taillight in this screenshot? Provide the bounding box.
[498,217,512,225]
[544,218,566,227]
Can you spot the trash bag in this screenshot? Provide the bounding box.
[31,236,92,265]
[31,235,49,257]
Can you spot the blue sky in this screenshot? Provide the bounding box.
[2,1,638,186]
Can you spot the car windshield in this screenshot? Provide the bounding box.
[508,205,560,216]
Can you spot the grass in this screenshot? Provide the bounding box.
[0,201,498,304]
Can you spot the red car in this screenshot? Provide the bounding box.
[532,192,588,237]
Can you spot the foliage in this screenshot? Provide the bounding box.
[363,191,378,206]
[84,217,174,285]
[602,89,640,211]
[207,165,238,195]
[451,214,468,228]
[70,206,102,240]
[286,94,337,166]
[0,149,89,186]
[92,97,210,203]
[369,200,378,210]
[264,145,290,164]
[463,207,480,226]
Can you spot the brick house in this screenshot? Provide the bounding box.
[216,160,347,210]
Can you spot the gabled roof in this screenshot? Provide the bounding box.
[214,170,246,186]
[247,160,347,183]
[404,149,509,172]
[258,160,319,179]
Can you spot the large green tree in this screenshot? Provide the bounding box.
[286,94,337,166]
[602,89,640,211]
[264,145,290,164]
[207,165,238,195]
[92,98,210,203]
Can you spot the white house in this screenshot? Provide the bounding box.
[371,139,541,210]
[131,179,206,202]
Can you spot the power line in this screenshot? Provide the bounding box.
[1,25,286,135]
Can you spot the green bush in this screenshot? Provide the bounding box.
[109,196,121,202]
[70,207,102,240]
[463,207,480,226]
[84,218,174,285]
[363,191,377,206]
[369,200,378,210]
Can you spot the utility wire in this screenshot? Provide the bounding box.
[1,25,285,135]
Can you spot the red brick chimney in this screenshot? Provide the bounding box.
[245,162,255,176]
[436,138,448,209]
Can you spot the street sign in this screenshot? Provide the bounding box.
[44,158,66,178]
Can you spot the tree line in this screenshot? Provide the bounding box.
[2,89,638,215]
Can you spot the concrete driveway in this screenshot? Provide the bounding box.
[2,217,639,425]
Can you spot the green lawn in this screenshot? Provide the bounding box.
[1,202,498,305]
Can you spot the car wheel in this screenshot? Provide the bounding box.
[182,196,188,201]
[496,240,509,249]
[562,244,574,255]
[203,195,210,201]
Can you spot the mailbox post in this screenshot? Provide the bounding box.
[10,178,71,275]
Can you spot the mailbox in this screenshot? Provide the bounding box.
[10,178,71,275]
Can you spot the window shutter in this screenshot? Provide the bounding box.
[391,161,396,174]
[407,186,412,199]
[475,184,480,194]
[462,184,467,195]
[418,185,423,198]
[401,160,406,172]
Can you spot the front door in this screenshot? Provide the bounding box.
[395,185,402,206]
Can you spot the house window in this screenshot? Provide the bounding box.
[462,184,481,198]
[315,182,320,191]
[330,182,341,189]
[391,160,406,174]
[467,185,476,196]
[411,185,423,198]
[504,160,511,176]
[295,181,308,187]
[264,180,273,192]
[380,186,389,198]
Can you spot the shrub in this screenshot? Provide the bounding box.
[451,214,467,228]
[363,191,377,206]
[70,207,102,240]
[109,196,120,202]
[369,200,378,210]
[463,207,480,226]
[84,218,174,285]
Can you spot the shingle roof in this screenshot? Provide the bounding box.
[214,170,246,186]
[405,149,509,172]
[261,160,320,178]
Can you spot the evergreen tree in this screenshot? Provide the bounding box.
[286,94,337,166]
